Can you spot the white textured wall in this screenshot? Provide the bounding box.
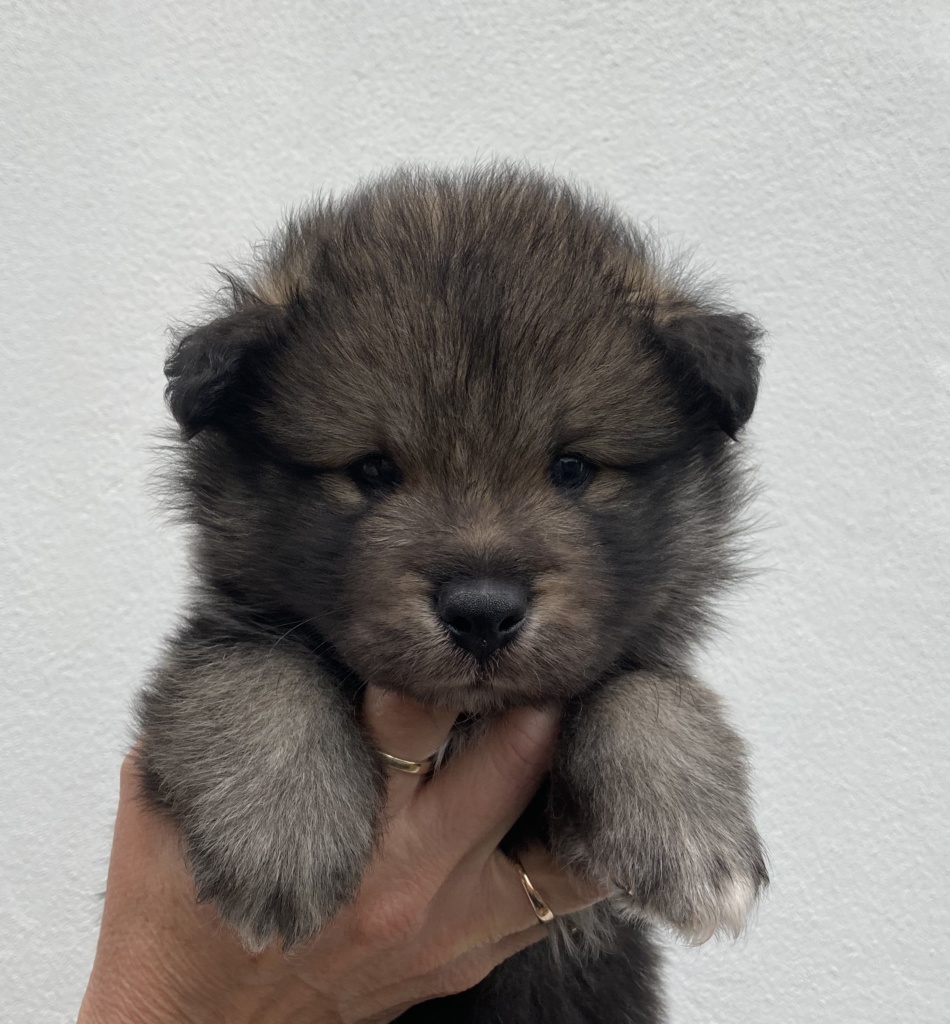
[2,1,948,1021]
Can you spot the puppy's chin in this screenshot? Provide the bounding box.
[340,634,602,713]
[371,668,556,714]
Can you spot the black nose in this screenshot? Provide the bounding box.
[436,578,529,661]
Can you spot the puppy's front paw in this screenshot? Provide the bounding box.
[550,678,768,942]
[140,735,383,953]
[140,644,387,951]
[551,771,767,943]
[181,778,378,954]
[612,835,766,944]
[185,810,369,951]
[181,777,379,951]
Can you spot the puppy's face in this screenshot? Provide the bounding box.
[168,171,760,710]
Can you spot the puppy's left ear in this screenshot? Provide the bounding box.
[165,304,286,438]
[651,306,763,439]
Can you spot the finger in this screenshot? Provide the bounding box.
[496,845,608,929]
[361,685,459,815]
[414,706,560,867]
[440,845,605,951]
[420,842,601,968]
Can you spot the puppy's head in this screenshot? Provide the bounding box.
[166,168,761,710]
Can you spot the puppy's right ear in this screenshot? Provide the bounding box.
[165,304,285,437]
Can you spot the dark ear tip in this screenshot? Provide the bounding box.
[163,346,184,382]
[723,350,762,437]
[653,307,763,437]
[163,334,210,435]
[161,304,284,437]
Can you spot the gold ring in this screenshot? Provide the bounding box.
[515,860,555,924]
[377,749,432,775]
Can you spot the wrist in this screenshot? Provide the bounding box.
[78,905,332,1024]
[79,954,335,1024]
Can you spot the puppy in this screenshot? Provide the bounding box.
[139,165,767,1023]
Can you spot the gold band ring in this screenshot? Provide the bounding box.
[377,749,432,775]
[515,860,555,924]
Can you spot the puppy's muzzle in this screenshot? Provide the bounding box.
[435,578,529,662]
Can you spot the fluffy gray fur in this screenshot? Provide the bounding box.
[138,165,767,1021]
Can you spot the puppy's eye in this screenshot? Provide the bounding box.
[550,454,596,491]
[348,453,402,493]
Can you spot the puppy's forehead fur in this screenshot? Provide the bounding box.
[253,170,683,472]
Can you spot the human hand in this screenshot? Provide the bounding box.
[79,686,605,1024]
